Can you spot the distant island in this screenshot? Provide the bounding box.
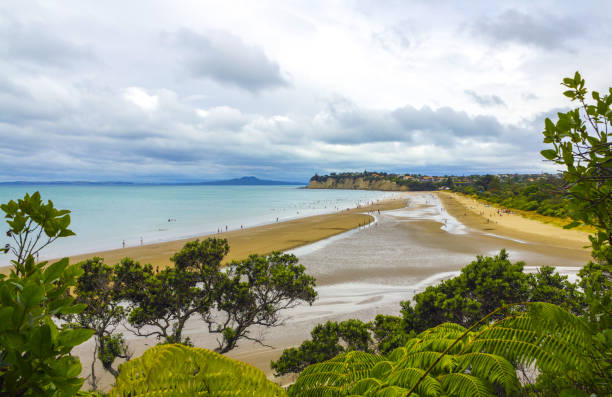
[194,176,305,186]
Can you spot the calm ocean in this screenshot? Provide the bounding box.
[0,185,394,265]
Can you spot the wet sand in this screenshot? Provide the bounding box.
[72,191,592,390]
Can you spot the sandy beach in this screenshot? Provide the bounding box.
[67,191,593,390]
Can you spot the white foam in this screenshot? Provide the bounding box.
[387,193,467,235]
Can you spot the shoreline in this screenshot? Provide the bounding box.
[58,195,409,268]
[437,191,591,252]
[69,191,592,391]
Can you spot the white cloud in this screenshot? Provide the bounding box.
[124,87,158,111]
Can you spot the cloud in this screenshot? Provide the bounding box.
[522,92,539,101]
[472,9,580,50]
[464,90,506,107]
[0,19,94,67]
[170,29,288,93]
[124,87,158,111]
[1,2,608,181]
[372,26,411,53]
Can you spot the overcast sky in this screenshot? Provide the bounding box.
[1,1,610,182]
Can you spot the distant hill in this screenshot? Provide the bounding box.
[196,176,305,186]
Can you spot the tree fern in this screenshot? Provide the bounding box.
[289,321,519,397]
[290,302,608,396]
[109,344,286,396]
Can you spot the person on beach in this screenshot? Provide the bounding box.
[122,240,125,248]
[140,237,143,246]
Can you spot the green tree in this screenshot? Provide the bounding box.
[72,257,131,388]
[1,192,75,271]
[290,303,609,397]
[117,239,317,353]
[401,250,529,332]
[370,315,412,355]
[0,193,94,396]
[206,252,317,353]
[541,71,611,263]
[540,73,611,379]
[271,319,373,376]
[114,258,206,345]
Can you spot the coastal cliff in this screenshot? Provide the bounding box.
[307,176,409,191]
[306,172,450,191]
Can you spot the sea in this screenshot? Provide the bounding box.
[0,185,395,266]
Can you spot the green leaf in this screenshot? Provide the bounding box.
[560,388,590,397]
[544,118,556,133]
[29,324,53,357]
[0,306,15,331]
[44,258,69,283]
[21,283,44,307]
[59,328,94,348]
[540,149,557,160]
[58,303,88,315]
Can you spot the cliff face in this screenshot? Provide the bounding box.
[307,177,409,191]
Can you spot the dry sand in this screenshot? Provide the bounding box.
[66,191,593,391]
[438,191,591,251]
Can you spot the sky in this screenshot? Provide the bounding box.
[0,1,610,182]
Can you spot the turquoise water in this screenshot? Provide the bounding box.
[0,185,394,265]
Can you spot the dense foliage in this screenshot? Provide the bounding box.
[289,303,607,397]
[0,194,94,396]
[71,258,131,387]
[110,241,317,351]
[452,174,570,217]
[541,71,611,263]
[109,344,285,396]
[402,250,583,332]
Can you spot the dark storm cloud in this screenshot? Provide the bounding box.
[310,98,507,148]
[464,90,506,107]
[392,105,504,140]
[170,29,288,93]
[473,9,581,50]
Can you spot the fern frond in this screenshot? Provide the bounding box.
[370,361,393,379]
[290,384,343,397]
[417,322,468,337]
[348,378,383,395]
[385,368,442,396]
[394,351,456,375]
[387,346,407,361]
[438,373,495,397]
[374,385,413,397]
[110,344,285,396]
[456,352,520,394]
